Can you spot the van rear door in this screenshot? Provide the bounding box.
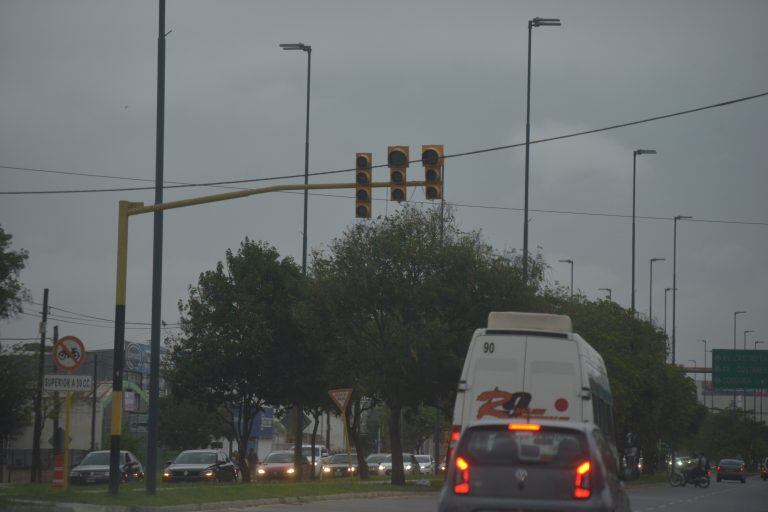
[523,336,582,421]
[463,333,527,423]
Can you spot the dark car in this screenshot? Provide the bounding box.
[438,420,630,512]
[321,453,358,478]
[163,450,239,483]
[69,450,143,484]
[256,451,311,480]
[716,458,746,483]
[761,457,768,480]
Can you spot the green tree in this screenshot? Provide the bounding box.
[0,345,35,444]
[310,206,539,485]
[165,239,305,483]
[158,397,231,451]
[0,225,28,320]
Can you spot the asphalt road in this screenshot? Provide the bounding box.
[218,476,768,512]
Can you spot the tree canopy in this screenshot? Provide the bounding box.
[0,225,28,320]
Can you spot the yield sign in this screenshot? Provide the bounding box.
[328,388,353,413]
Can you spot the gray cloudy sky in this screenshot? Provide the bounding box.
[1,0,767,368]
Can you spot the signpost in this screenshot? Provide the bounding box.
[712,349,768,389]
[328,388,353,475]
[47,336,86,491]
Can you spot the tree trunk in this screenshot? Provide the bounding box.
[345,400,369,479]
[310,409,321,480]
[236,405,254,484]
[388,403,405,486]
[294,404,304,481]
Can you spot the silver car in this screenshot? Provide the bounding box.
[415,454,435,474]
[377,453,421,476]
[438,420,630,512]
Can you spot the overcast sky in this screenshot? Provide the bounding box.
[1,0,766,369]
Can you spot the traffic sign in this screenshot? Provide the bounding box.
[712,349,768,389]
[328,388,353,413]
[44,374,92,392]
[53,336,86,372]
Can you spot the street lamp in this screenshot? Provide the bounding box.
[688,359,698,383]
[279,42,313,274]
[649,257,665,325]
[598,288,612,301]
[522,17,561,283]
[733,311,746,349]
[558,259,574,297]
[671,215,691,365]
[631,149,657,313]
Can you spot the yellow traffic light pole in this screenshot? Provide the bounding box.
[108,179,425,494]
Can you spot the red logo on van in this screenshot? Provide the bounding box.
[476,388,541,418]
[555,398,569,412]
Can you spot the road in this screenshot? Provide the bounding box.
[217,476,767,512]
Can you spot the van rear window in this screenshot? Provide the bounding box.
[458,425,587,468]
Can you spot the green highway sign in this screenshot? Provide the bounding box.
[712,349,768,390]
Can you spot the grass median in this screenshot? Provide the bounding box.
[0,477,443,508]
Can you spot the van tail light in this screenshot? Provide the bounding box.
[574,460,591,499]
[453,456,470,494]
[716,466,721,471]
[508,423,541,431]
[451,425,461,443]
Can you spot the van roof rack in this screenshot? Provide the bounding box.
[487,312,573,333]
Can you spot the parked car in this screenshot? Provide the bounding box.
[377,453,421,476]
[69,450,143,484]
[716,458,746,483]
[366,453,388,474]
[162,449,239,483]
[302,444,330,475]
[321,453,358,478]
[256,451,311,480]
[438,420,630,512]
[415,454,435,474]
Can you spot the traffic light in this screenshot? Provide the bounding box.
[422,145,444,200]
[388,146,409,202]
[355,152,372,218]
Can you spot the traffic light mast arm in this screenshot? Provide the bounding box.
[126,181,428,216]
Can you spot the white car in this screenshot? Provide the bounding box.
[415,454,435,474]
[377,453,421,476]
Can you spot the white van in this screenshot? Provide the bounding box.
[450,312,615,445]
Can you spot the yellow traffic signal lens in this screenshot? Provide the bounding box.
[425,168,439,182]
[356,172,369,185]
[356,189,369,201]
[391,170,405,183]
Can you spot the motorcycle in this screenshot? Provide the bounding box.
[669,468,711,488]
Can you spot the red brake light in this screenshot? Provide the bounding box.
[574,461,591,499]
[453,456,470,495]
[716,466,721,471]
[507,423,541,431]
[739,465,744,472]
[451,426,461,442]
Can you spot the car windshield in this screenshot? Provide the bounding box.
[458,425,588,468]
[266,453,295,463]
[382,454,412,462]
[329,454,354,464]
[174,452,216,465]
[79,452,110,466]
[366,454,387,463]
[415,455,431,463]
[719,459,743,465]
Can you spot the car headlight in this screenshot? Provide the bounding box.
[405,464,411,470]
[287,467,295,474]
[204,469,215,478]
[322,466,331,473]
[378,464,385,471]
[350,466,356,471]
[163,471,170,478]
[257,468,266,475]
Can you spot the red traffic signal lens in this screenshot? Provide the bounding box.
[391,170,405,183]
[422,148,440,166]
[388,150,408,167]
[391,188,405,202]
[356,155,371,170]
[356,172,370,185]
[356,189,369,201]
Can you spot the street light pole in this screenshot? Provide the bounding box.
[743,329,755,350]
[523,17,561,283]
[632,149,657,313]
[671,215,691,366]
[754,341,765,422]
[558,259,574,297]
[598,288,612,301]
[649,257,665,325]
[664,287,672,335]
[699,339,708,411]
[732,311,746,409]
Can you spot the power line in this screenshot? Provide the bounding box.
[28,300,179,326]
[2,90,767,196]
[19,311,180,330]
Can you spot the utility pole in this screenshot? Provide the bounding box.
[51,326,61,457]
[91,352,98,451]
[31,288,49,483]
[145,0,167,495]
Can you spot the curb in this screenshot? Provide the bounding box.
[6,490,432,512]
